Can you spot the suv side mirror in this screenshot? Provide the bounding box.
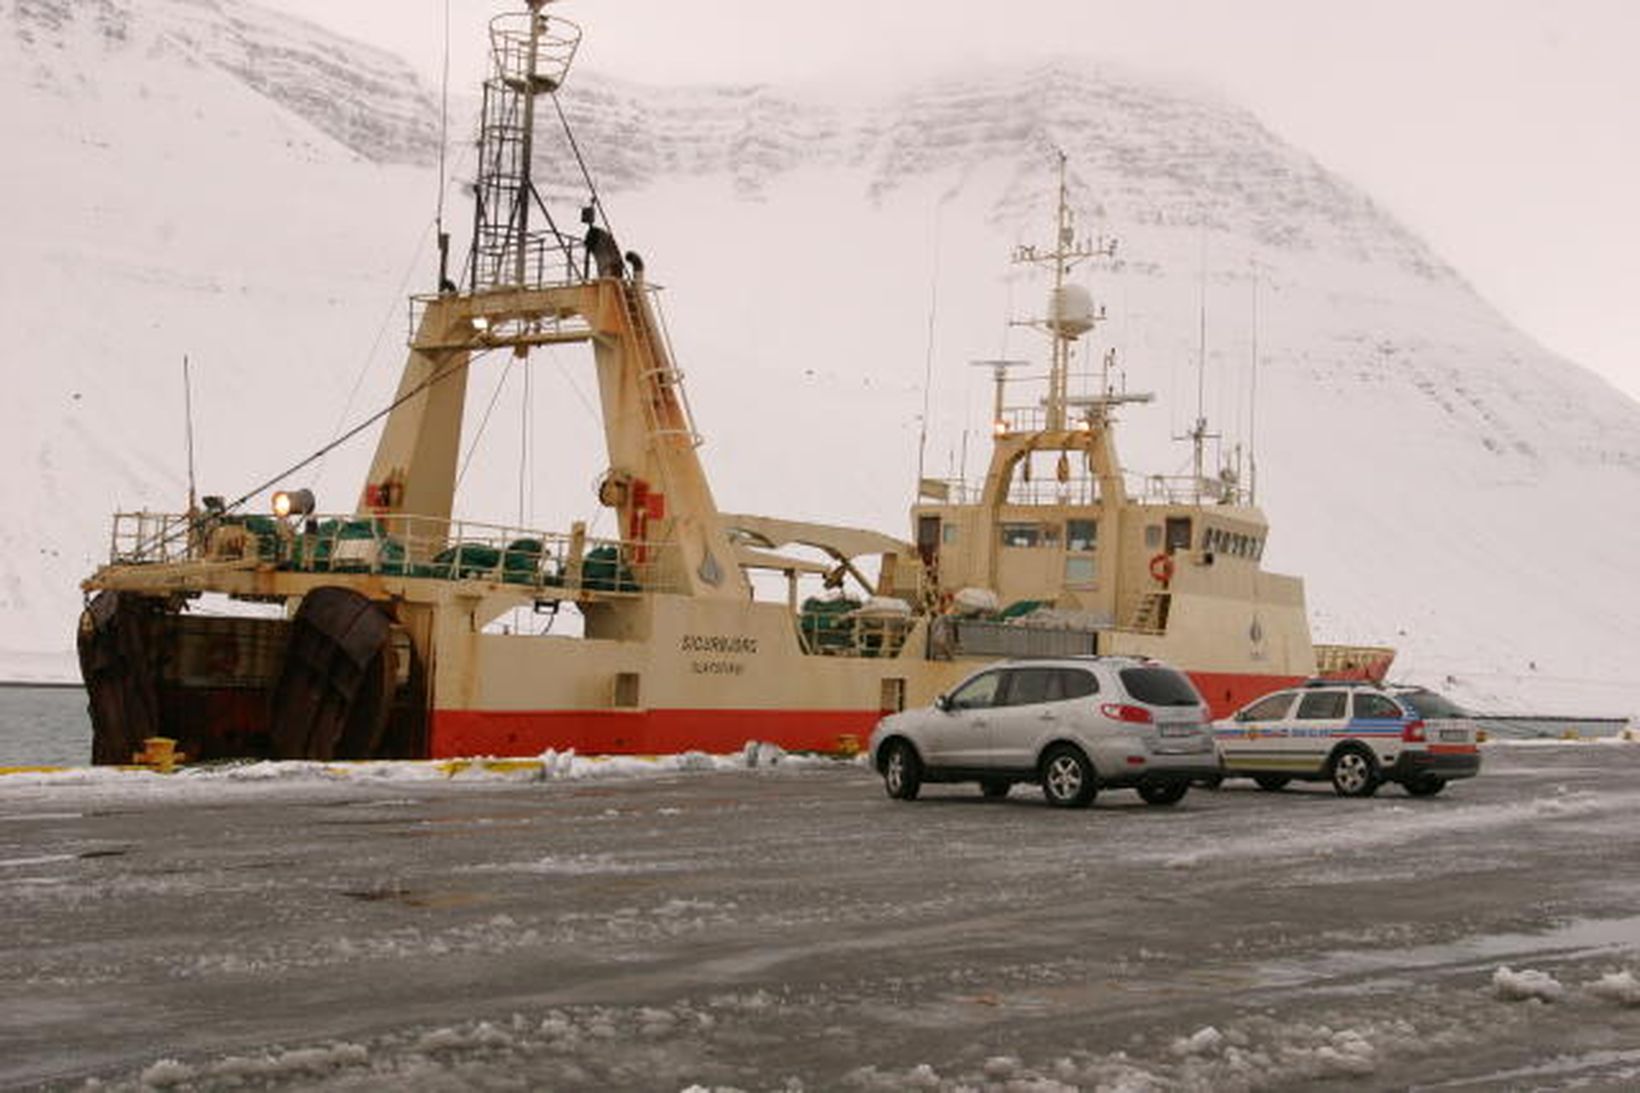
[934,694,951,712]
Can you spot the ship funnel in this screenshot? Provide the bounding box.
[1047,284,1098,340]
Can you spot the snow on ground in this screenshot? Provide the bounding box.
[1,736,1629,799]
[6,744,1640,1089]
[89,961,1640,1092]
[0,740,852,794]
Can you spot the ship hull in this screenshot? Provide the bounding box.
[80,582,1313,763]
[426,667,1304,758]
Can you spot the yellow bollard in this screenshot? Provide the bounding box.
[132,737,186,773]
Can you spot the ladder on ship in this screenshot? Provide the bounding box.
[619,283,703,450]
[1130,591,1170,633]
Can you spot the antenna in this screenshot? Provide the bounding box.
[1175,224,1219,504]
[182,354,198,515]
[1248,256,1261,505]
[915,208,942,487]
[435,0,453,292]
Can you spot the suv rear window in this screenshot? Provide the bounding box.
[1057,669,1097,700]
[1118,667,1201,707]
[1003,668,1057,707]
[1001,667,1099,706]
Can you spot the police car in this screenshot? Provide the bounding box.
[1214,681,1481,797]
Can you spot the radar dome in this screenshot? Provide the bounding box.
[1048,284,1097,339]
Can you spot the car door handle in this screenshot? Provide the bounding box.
[1038,711,1057,721]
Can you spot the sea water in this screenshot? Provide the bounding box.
[0,686,92,767]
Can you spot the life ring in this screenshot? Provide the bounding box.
[1148,552,1174,585]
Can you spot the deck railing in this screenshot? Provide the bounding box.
[103,511,680,596]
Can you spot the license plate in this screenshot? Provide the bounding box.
[1439,728,1469,742]
[1159,724,1200,738]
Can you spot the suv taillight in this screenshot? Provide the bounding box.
[1401,719,1426,743]
[1101,703,1154,725]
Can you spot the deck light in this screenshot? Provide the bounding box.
[272,488,316,519]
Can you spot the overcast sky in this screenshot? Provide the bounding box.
[269,0,1639,401]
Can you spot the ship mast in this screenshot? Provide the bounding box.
[1011,151,1115,430]
[469,0,581,292]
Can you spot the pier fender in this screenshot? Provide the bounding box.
[77,591,164,765]
[269,587,394,761]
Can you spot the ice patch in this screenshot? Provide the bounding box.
[1171,1026,1224,1056]
[415,1021,514,1053]
[1492,965,1565,1002]
[1587,969,1640,1006]
[135,1043,371,1087]
[463,852,683,876]
[743,740,787,767]
[0,853,77,868]
[138,1058,194,1087]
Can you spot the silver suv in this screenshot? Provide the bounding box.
[868,656,1218,809]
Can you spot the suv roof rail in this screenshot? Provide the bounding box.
[1302,678,1380,688]
[1001,654,1155,664]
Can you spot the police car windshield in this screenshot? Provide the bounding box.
[1119,667,1202,707]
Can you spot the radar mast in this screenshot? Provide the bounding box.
[1011,151,1117,430]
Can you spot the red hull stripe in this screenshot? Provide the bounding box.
[429,671,1298,758]
[430,707,887,759]
[1188,671,1306,722]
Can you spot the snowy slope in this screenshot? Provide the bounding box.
[3,0,1637,714]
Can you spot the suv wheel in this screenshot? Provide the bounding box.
[1329,746,1381,798]
[1253,774,1290,792]
[1040,745,1097,809]
[1138,779,1189,807]
[882,740,922,801]
[1404,775,1446,797]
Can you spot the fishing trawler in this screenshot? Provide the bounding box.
[77,0,1389,764]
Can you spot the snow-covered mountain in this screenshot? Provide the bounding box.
[4,0,1637,714]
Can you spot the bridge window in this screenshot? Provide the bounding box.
[1000,523,1043,547]
[1066,518,1097,552]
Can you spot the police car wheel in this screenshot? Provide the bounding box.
[1329,746,1381,798]
[1138,780,1189,806]
[1404,775,1446,797]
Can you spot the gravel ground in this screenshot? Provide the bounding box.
[3,744,1639,1090]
